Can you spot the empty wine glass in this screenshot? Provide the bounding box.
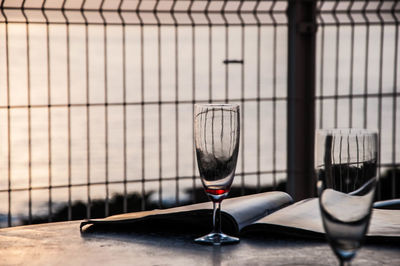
[315,129,378,265]
[194,103,240,245]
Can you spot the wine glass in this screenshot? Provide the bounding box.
[315,129,378,265]
[194,103,240,245]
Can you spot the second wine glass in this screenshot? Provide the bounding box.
[194,103,240,245]
[315,129,378,265]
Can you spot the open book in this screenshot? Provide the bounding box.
[80,191,400,242]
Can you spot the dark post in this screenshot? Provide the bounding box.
[287,0,317,201]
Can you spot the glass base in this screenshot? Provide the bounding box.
[335,248,356,265]
[194,232,239,245]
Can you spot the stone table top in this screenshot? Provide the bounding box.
[0,221,399,266]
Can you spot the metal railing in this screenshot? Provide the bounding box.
[0,0,289,227]
[316,0,400,200]
[0,0,398,228]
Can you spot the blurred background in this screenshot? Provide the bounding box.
[0,0,399,227]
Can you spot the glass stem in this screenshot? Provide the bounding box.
[212,202,222,234]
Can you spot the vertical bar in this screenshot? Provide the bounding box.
[271,0,277,189]
[154,0,163,208]
[189,0,196,204]
[206,0,212,103]
[347,1,355,128]
[99,0,109,217]
[42,0,53,222]
[81,0,91,219]
[118,0,128,213]
[21,0,33,224]
[255,0,261,192]
[136,0,145,211]
[61,0,72,221]
[238,1,245,195]
[376,1,385,200]
[287,0,317,201]
[362,1,370,129]
[222,0,229,103]
[172,0,180,205]
[333,1,339,128]
[391,1,399,198]
[1,0,12,227]
[318,1,325,130]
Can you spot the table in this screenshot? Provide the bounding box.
[0,221,399,265]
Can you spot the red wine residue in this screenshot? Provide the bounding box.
[206,188,229,195]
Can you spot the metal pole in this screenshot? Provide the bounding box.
[287,0,317,201]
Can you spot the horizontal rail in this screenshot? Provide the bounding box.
[0,170,288,193]
[315,92,400,100]
[0,97,289,110]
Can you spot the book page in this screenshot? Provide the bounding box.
[246,198,400,240]
[222,191,293,231]
[252,198,324,235]
[80,191,293,234]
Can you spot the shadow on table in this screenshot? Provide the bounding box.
[80,224,244,264]
[79,223,325,253]
[80,214,216,237]
[79,215,326,247]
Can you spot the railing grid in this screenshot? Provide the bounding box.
[316,0,400,200]
[0,0,288,227]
